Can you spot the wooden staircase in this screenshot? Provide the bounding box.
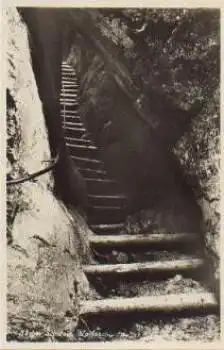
[60,62,219,342]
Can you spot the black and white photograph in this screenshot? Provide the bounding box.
[3,4,221,346]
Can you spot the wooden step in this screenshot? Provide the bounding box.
[62,116,82,123]
[72,156,102,164]
[63,127,86,138]
[88,194,127,206]
[88,205,125,211]
[61,79,78,84]
[60,110,80,115]
[65,136,92,145]
[79,167,108,179]
[63,126,85,133]
[71,156,104,170]
[60,98,79,103]
[62,74,76,80]
[83,258,204,279]
[89,232,199,251]
[61,105,79,113]
[62,71,76,75]
[90,223,125,234]
[63,122,84,128]
[66,143,97,150]
[67,143,99,158]
[61,81,79,86]
[60,101,79,106]
[61,90,80,94]
[61,62,73,70]
[61,68,74,73]
[87,210,126,225]
[60,93,78,98]
[85,177,122,194]
[80,292,217,317]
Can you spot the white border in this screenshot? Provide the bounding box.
[1,1,223,349]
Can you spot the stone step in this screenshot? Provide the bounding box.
[89,232,199,252]
[80,292,218,318]
[90,223,125,235]
[83,258,204,279]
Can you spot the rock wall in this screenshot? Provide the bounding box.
[66,9,220,287]
[174,87,220,286]
[66,10,204,234]
[7,8,91,341]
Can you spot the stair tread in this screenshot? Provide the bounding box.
[60,99,79,102]
[88,194,126,199]
[60,102,79,105]
[86,178,117,183]
[65,137,92,144]
[60,93,78,97]
[63,122,83,127]
[66,143,97,150]
[88,205,125,210]
[64,127,86,132]
[80,292,217,316]
[90,223,124,230]
[80,167,106,172]
[61,82,78,86]
[89,232,199,248]
[72,156,103,164]
[61,114,80,118]
[83,258,204,276]
[61,79,78,83]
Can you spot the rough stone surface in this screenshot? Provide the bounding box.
[7,8,91,341]
[174,88,220,282]
[68,9,220,285]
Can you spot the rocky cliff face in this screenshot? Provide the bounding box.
[7,8,91,341]
[174,88,220,285]
[67,9,220,287]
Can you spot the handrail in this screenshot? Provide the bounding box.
[6,151,59,186]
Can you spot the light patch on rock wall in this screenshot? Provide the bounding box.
[7,8,91,341]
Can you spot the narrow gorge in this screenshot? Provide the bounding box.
[6,7,220,343]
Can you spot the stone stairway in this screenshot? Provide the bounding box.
[60,62,219,342]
